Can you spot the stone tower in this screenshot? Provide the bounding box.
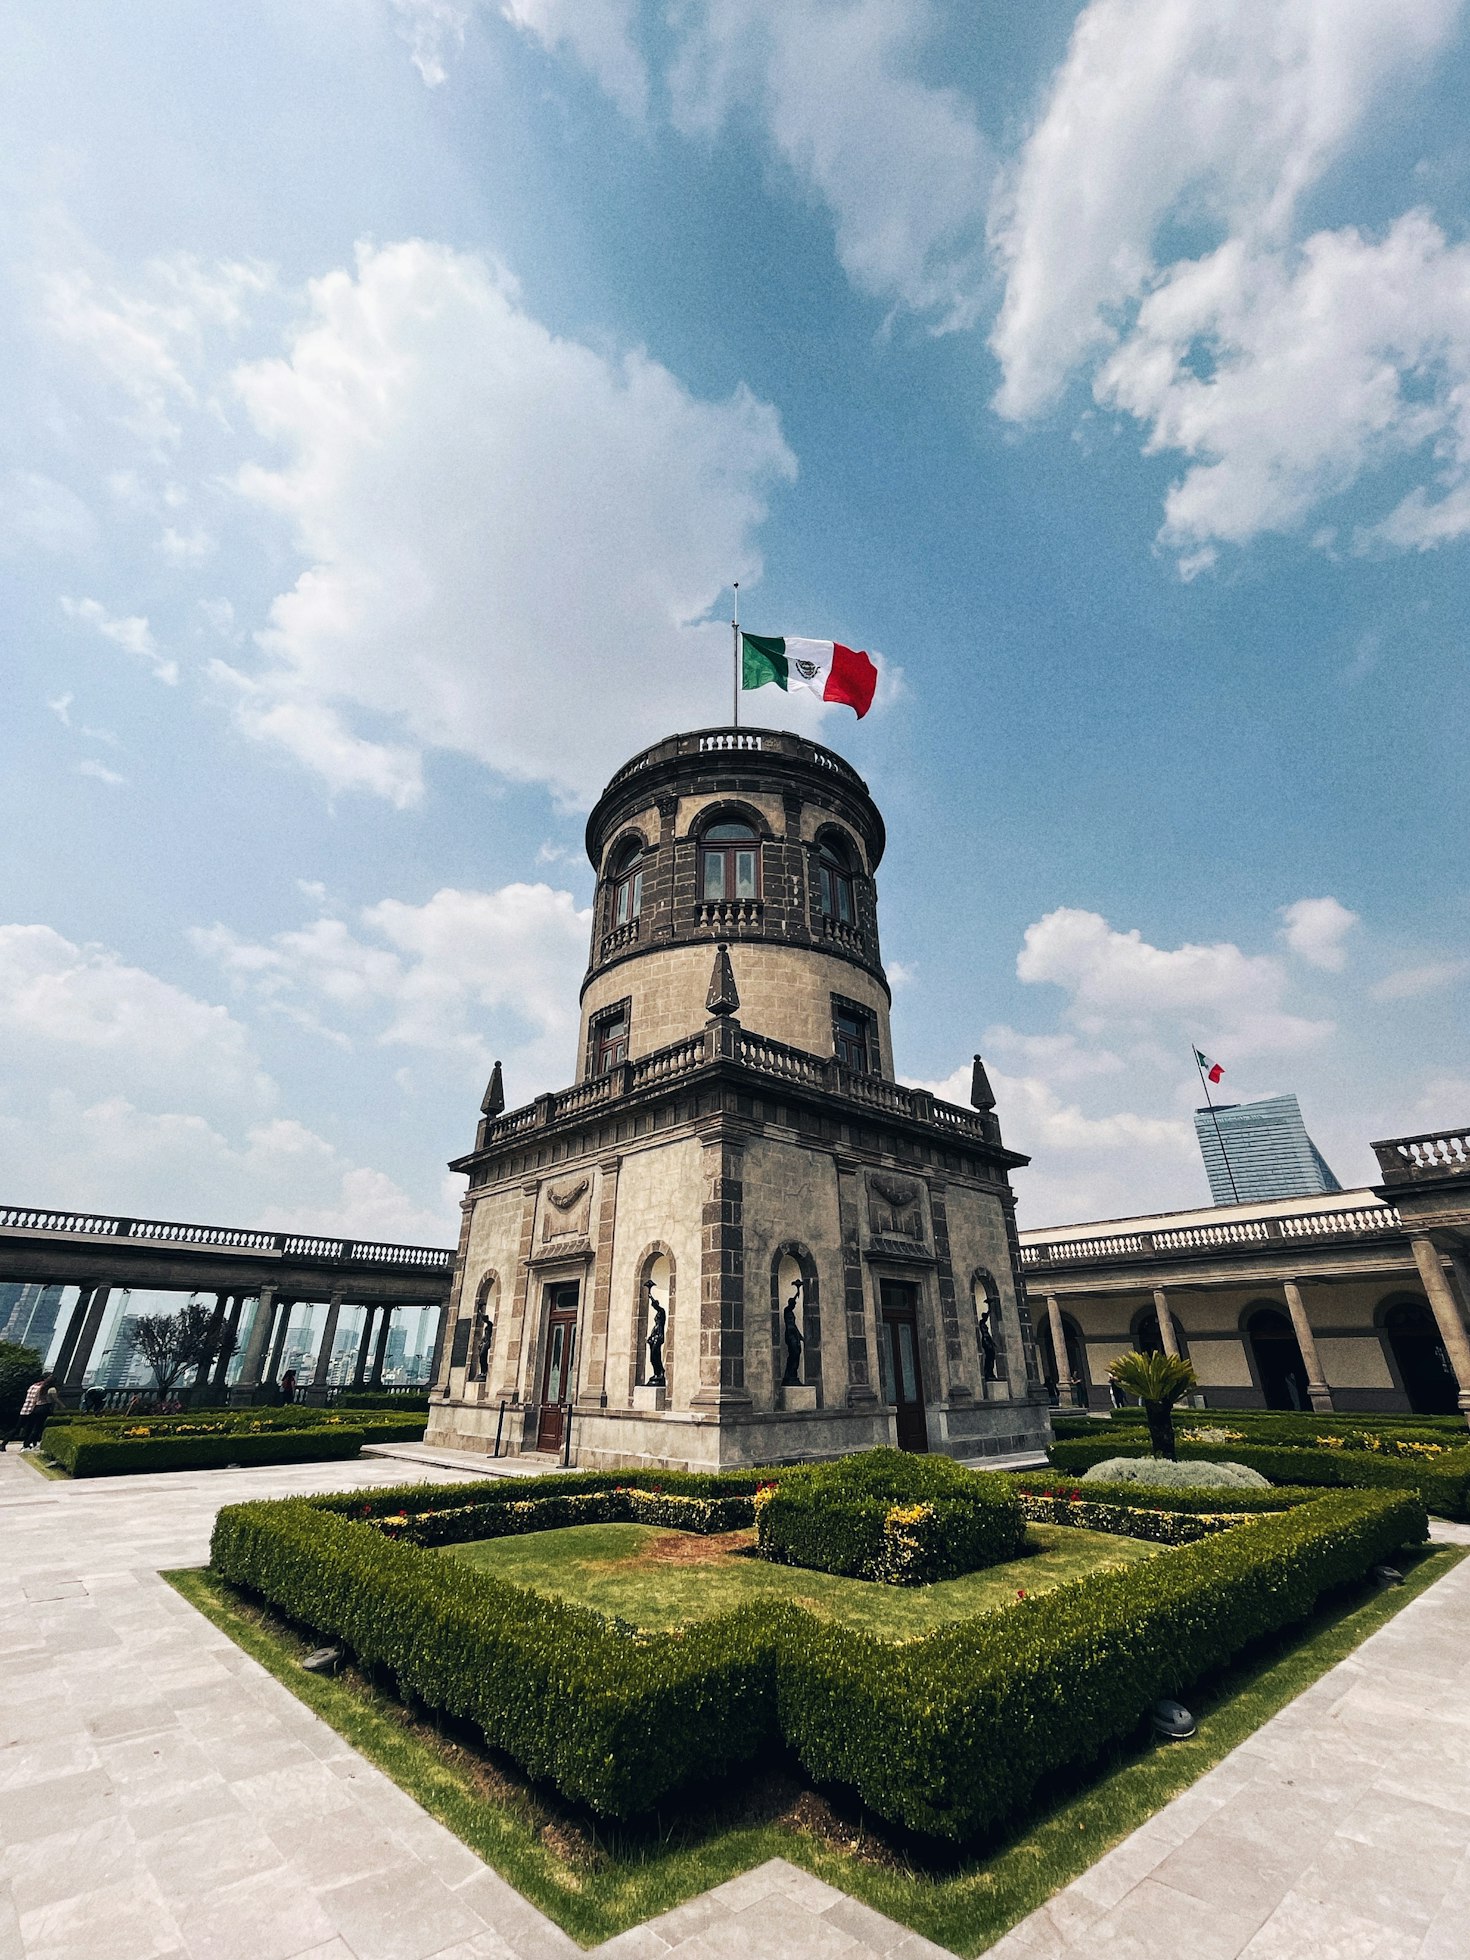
[425,727,1050,1468]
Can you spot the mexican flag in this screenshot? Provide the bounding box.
[741,633,878,718]
[1195,1048,1224,1085]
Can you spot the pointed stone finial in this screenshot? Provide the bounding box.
[970,1054,996,1111]
[706,942,740,1018]
[481,1060,505,1116]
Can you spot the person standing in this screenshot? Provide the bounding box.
[10,1373,62,1450]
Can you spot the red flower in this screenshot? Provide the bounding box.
[1016,1587,1027,1599]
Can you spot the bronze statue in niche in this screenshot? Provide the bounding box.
[781,1277,805,1385]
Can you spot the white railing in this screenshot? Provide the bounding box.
[1023,1201,1403,1269]
[1373,1129,1470,1183]
[0,1204,453,1268]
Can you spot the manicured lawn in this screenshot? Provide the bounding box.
[169,1539,1463,1955]
[440,1520,1162,1636]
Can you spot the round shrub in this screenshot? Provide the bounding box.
[1082,1455,1269,1490]
[756,1447,1025,1584]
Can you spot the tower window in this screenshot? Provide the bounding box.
[607,840,645,926]
[699,821,760,903]
[833,1001,875,1072]
[592,1005,630,1074]
[815,835,856,925]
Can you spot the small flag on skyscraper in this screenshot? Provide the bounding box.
[1194,1048,1224,1085]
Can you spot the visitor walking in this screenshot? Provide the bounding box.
[4,1373,62,1450]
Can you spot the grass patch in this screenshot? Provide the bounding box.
[440,1521,1160,1637]
[166,1538,1461,1954]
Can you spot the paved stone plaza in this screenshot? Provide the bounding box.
[2,1449,1467,1960]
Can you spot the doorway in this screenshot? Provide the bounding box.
[1245,1306,1309,1410]
[1383,1299,1458,1414]
[877,1279,928,1452]
[536,1282,580,1453]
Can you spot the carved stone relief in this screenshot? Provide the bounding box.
[541,1176,592,1241]
[867,1175,924,1241]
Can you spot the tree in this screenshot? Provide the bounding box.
[127,1304,221,1399]
[0,1341,43,1431]
[1107,1349,1198,1461]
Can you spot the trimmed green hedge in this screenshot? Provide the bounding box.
[1054,1410,1468,1446]
[210,1463,1424,1839]
[755,1449,1024,1584]
[782,1486,1424,1839]
[46,1424,366,1477]
[1016,1493,1232,1544]
[334,1391,431,1411]
[1047,1436,1470,1519]
[316,1465,771,1521]
[374,1487,757,1545]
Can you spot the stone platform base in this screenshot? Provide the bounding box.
[424,1393,1051,1472]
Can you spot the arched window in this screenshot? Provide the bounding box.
[814,834,856,925]
[699,821,760,904]
[607,838,645,926]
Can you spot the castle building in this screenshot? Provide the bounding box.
[426,727,1051,1470]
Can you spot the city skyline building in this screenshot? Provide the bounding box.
[1194,1093,1343,1207]
[0,1281,64,1358]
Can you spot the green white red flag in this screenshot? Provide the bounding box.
[740,633,878,718]
[1195,1048,1224,1085]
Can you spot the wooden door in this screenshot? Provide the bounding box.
[536,1284,580,1452]
[878,1280,928,1452]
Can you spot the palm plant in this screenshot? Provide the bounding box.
[1107,1349,1198,1461]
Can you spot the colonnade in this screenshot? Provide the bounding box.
[44,1281,448,1402]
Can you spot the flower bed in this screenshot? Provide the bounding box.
[753,1447,1023,1584]
[210,1457,1424,1841]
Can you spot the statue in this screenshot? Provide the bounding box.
[979,1308,997,1382]
[781,1278,804,1386]
[476,1319,493,1379]
[645,1279,667,1387]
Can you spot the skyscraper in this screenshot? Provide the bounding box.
[0,1282,65,1359]
[1194,1093,1343,1206]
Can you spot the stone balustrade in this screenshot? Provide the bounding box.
[1021,1201,1404,1270]
[1373,1128,1470,1183]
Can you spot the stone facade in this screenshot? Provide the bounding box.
[426,727,1051,1470]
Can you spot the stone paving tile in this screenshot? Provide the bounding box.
[4,1450,1469,1960]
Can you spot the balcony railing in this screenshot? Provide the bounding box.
[0,1204,453,1269]
[478,1025,999,1150]
[1373,1128,1470,1184]
[1020,1201,1403,1269]
[600,727,869,799]
[696,898,764,933]
[600,919,639,958]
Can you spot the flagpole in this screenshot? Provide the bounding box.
[1193,1048,1241,1204]
[731,581,740,728]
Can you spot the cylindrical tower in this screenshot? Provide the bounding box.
[579,728,893,1080]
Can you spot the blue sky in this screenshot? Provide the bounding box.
[2,0,1467,1239]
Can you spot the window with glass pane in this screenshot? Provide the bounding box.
[614,868,643,924]
[699,820,760,904]
[815,838,855,924]
[833,1004,872,1071]
[594,1009,629,1073]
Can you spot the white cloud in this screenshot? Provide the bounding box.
[1370,959,1469,1002]
[1279,896,1358,971]
[666,0,992,329]
[0,471,98,556]
[1016,905,1332,1055]
[990,0,1470,560]
[502,0,648,116]
[0,922,452,1236]
[991,0,1461,420]
[193,881,592,1084]
[221,238,794,805]
[61,596,178,684]
[389,0,474,84]
[1097,215,1470,558]
[42,254,272,447]
[76,760,127,787]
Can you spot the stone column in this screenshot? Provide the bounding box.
[1282,1279,1334,1413]
[1409,1235,1470,1421]
[211,1294,246,1392]
[352,1306,376,1388]
[311,1290,345,1390]
[52,1284,98,1384]
[691,1131,751,1408]
[195,1294,231,1391]
[578,1159,621,1409]
[369,1305,393,1387]
[1151,1287,1180,1360]
[427,1297,451,1391]
[234,1286,277,1391]
[1044,1293,1074,1406]
[59,1284,112,1390]
[265,1301,294,1386]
